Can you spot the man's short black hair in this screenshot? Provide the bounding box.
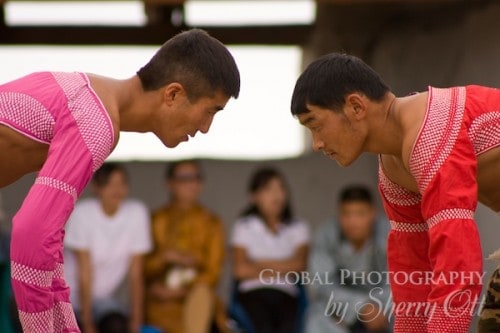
[338,185,373,204]
[137,29,240,102]
[92,163,128,187]
[291,53,390,115]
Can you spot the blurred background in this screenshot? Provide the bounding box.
[0,1,499,332]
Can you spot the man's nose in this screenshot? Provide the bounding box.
[312,135,325,151]
[200,116,214,134]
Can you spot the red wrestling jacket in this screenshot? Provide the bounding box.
[379,86,500,333]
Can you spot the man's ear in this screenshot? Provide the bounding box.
[345,93,367,120]
[163,82,185,106]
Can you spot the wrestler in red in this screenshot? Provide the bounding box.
[291,53,499,333]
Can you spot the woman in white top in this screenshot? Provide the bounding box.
[64,163,152,333]
[231,167,310,333]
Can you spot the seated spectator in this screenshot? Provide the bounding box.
[231,167,310,333]
[0,193,15,333]
[64,163,152,333]
[144,160,225,333]
[306,185,390,333]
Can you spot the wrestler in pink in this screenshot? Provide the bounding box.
[0,29,239,332]
[291,53,499,333]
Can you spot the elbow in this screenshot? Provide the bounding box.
[290,258,308,274]
[232,265,245,281]
[233,263,253,281]
[297,261,308,273]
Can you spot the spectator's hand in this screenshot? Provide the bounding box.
[149,281,187,301]
[359,303,388,331]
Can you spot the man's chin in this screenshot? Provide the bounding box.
[163,140,180,148]
[162,136,188,148]
[333,155,356,167]
[336,160,349,167]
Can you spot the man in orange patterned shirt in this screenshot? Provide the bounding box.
[144,160,225,333]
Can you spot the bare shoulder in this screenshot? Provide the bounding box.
[86,74,121,147]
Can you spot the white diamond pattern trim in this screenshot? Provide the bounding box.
[52,72,113,172]
[390,208,474,232]
[0,92,55,143]
[426,208,474,229]
[379,164,422,206]
[54,302,79,333]
[53,263,64,280]
[34,177,77,203]
[11,261,53,288]
[468,111,500,155]
[18,308,54,332]
[390,220,428,233]
[393,315,427,332]
[409,87,466,191]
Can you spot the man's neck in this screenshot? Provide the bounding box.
[114,75,159,133]
[171,199,197,211]
[363,93,405,158]
[263,215,281,233]
[350,237,369,252]
[88,73,159,133]
[101,202,119,217]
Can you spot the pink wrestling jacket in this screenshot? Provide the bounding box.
[0,72,114,332]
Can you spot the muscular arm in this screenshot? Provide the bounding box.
[74,249,96,333]
[0,124,48,188]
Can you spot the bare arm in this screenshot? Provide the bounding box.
[256,244,309,273]
[232,247,262,280]
[232,244,308,280]
[128,254,144,333]
[74,249,96,333]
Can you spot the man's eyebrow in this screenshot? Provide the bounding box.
[300,116,315,126]
[215,105,224,111]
